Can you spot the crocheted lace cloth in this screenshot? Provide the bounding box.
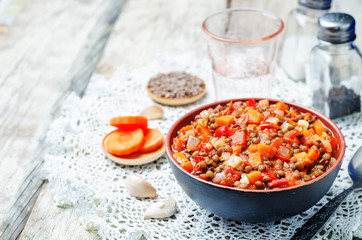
[44,52,362,240]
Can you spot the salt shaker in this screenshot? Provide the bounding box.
[309,13,362,119]
[280,0,331,82]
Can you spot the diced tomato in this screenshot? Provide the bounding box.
[194,156,205,163]
[225,167,241,176]
[247,171,262,184]
[227,101,235,112]
[248,152,263,166]
[257,144,277,158]
[172,138,186,152]
[220,168,242,186]
[258,128,276,141]
[262,171,277,181]
[260,122,278,130]
[274,101,286,111]
[284,129,302,144]
[268,179,289,188]
[235,114,249,125]
[230,131,247,146]
[248,110,264,124]
[199,136,213,153]
[285,129,302,139]
[327,136,338,150]
[216,115,235,127]
[246,99,256,107]
[275,146,291,161]
[228,127,238,136]
[215,126,229,137]
[193,166,202,173]
[232,145,242,156]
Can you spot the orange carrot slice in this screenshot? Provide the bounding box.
[247,171,263,185]
[110,116,148,130]
[312,120,325,136]
[215,115,235,127]
[103,128,144,156]
[247,110,264,124]
[140,128,164,153]
[274,101,286,111]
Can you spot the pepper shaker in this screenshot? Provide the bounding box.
[309,13,362,119]
[280,0,331,82]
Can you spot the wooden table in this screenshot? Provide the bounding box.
[0,0,361,239]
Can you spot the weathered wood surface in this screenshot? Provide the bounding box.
[96,0,226,78]
[19,183,101,240]
[0,0,125,239]
[19,0,226,239]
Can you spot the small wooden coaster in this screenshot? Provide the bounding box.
[102,140,165,165]
[146,72,206,106]
[147,88,206,106]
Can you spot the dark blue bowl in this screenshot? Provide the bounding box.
[166,98,345,222]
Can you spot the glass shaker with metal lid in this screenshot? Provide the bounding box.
[309,13,362,119]
[280,0,331,82]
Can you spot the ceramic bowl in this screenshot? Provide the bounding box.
[166,98,346,222]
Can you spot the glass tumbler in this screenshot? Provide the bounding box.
[202,8,284,100]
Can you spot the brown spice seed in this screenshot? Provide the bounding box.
[148,72,204,99]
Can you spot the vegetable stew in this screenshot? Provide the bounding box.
[171,99,339,190]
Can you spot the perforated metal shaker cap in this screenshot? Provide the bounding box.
[318,13,356,44]
[298,0,331,10]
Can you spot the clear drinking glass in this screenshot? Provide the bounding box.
[202,8,284,100]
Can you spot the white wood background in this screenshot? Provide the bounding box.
[0,0,360,239]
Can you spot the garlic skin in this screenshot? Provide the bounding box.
[144,198,176,219]
[126,175,158,199]
[140,105,164,120]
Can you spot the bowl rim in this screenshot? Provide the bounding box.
[166,98,346,193]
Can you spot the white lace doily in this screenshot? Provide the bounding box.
[44,52,362,240]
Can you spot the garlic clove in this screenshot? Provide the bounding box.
[126,175,158,199]
[140,105,164,120]
[144,198,176,219]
